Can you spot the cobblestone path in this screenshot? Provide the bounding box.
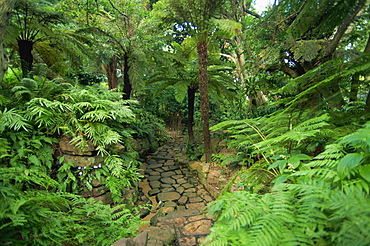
[138,135,215,246]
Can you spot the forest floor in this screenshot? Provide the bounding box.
[135,131,215,246]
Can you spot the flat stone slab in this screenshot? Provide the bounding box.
[202,194,214,203]
[183,192,197,198]
[148,188,161,196]
[148,164,163,169]
[177,178,188,184]
[164,201,177,207]
[162,187,176,192]
[161,171,176,177]
[173,174,184,179]
[148,175,161,181]
[147,159,157,164]
[178,236,196,246]
[161,177,176,184]
[176,186,185,194]
[162,166,170,171]
[189,197,203,203]
[157,192,181,202]
[144,226,175,245]
[185,188,196,193]
[164,208,200,219]
[181,220,212,236]
[186,202,205,210]
[182,183,194,189]
[168,165,179,171]
[178,196,188,205]
[175,170,183,174]
[151,156,175,160]
[150,181,161,189]
[164,160,175,165]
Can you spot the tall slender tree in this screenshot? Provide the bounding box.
[163,0,224,162]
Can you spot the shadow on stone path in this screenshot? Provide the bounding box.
[135,134,215,246]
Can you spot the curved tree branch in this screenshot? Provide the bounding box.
[107,0,127,18]
[323,0,366,59]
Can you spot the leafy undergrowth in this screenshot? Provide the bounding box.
[205,116,370,246]
[0,79,165,245]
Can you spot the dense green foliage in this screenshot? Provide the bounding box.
[0,78,165,244]
[1,0,370,245]
[206,121,370,246]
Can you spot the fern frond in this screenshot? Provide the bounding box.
[0,108,31,132]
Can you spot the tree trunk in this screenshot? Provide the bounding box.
[197,37,211,163]
[18,39,34,78]
[102,55,118,90]
[102,54,118,90]
[366,90,370,113]
[0,0,16,83]
[187,86,196,143]
[122,52,132,100]
[349,74,359,102]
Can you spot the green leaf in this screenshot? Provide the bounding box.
[288,156,301,169]
[85,181,93,191]
[288,154,311,169]
[28,155,41,166]
[273,174,290,185]
[337,153,363,179]
[24,169,30,176]
[68,172,76,182]
[208,199,225,214]
[268,160,286,170]
[340,133,368,145]
[295,154,312,160]
[359,165,370,183]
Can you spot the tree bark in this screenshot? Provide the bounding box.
[197,37,211,163]
[18,39,34,78]
[0,0,16,83]
[366,90,370,113]
[122,52,132,100]
[102,54,118,90]
[187,86,196,143]
[363,32,370,111]
[349,74,359,102]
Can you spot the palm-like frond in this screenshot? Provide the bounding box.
[0,108,31,132]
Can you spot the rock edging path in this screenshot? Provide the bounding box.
[113,134,215,246]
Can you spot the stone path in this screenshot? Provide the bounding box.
[138,134,215,246]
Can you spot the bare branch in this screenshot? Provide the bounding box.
[245,10,262,19]
[108,0,127,18]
